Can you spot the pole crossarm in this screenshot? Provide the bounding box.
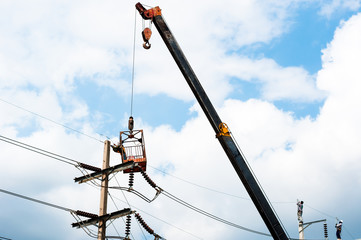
[299,219,327,233]
[72,208,133,228]
[74,161,138,184]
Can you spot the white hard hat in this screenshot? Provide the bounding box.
[340,220,343,223]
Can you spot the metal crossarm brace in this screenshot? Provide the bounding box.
[299,219,327,233]
[72,208,133,228]
[74,161,138,184]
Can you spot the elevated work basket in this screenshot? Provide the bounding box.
[117,129,147,173]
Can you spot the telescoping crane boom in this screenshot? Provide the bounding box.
[135,3,289,240]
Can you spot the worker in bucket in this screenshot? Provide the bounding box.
[297,200,304,223]
[335,220,343,240]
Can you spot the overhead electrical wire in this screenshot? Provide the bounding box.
[149,166,296,205]
[0,188,137,240]
[107,193,133,240]
[107,169,271,237]
[110,194,203,240]
[0,97,105,143]
[76,173,137,240]
[88,171,201,239]
[2,134,351,239]
[113,175,147,239]
[0,134,79,167]
[148,165,250,200]
[70,213,99,239]
[161,190,272,237]
[0,188,73,213]
[0,134,157,238]
[305,204,355,240]
[1,187,103,239]
[1,121,280,237]
[0,236,12,240]
[3,96,355,238]
[230,130,290,238]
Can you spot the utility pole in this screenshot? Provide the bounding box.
[72,141,136,238]
[98,140,110,240]
[299,222,305,240]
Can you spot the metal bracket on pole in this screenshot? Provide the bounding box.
[74,161,138,184]
[72,208,133,228]
[299,219,327,233]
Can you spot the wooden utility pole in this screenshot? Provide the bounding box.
[72,140,135,237]
[98,140,110,240]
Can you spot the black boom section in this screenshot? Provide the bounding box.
[136,3,289,239]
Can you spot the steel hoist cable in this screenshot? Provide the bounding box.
[130,8,137,117]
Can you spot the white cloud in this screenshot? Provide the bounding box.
[1,1,361,240]
[319,0,361,18]
[0,0,133,94]
[219,55,326,102]
[137,9,361,238]
[0,0,321,107]
[128,0,324,104]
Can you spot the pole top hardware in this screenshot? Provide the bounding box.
[135,3,161,20]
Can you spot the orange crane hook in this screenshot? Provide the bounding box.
[142,27,152,49]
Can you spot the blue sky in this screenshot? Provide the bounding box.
[1,0,361,240]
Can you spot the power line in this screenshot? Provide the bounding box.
[0,188,73,213]
[107,193,129,240]
[304,204,336,219]
[0,134,79,167]
[110,194,203,240]
[231,131,289,237]
[0,236,12,240]
[112,175,147,239]
[149,165,296,206]
[148,165,250,200]
[161,190,272,237]
[0,97,105,143]
[108,170,271,237]
[305,204,356,240]
[0,188,137,239]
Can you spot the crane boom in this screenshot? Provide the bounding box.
[136,3,288,239]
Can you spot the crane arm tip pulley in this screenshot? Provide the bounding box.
[136,3,162,49]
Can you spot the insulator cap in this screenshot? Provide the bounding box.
[125,214,132,236]
[76,210,98,219]
[79,163,101,172]
[135,213,154,234]
[129,172,135,188]
[141,171,157,188]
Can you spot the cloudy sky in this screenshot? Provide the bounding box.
[1,0,361,239]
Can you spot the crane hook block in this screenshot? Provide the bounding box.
[216,122,231,138]
[142,28,152,49]
[128,116,134,131]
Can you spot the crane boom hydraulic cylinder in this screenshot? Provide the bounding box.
[136,3,288,240]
